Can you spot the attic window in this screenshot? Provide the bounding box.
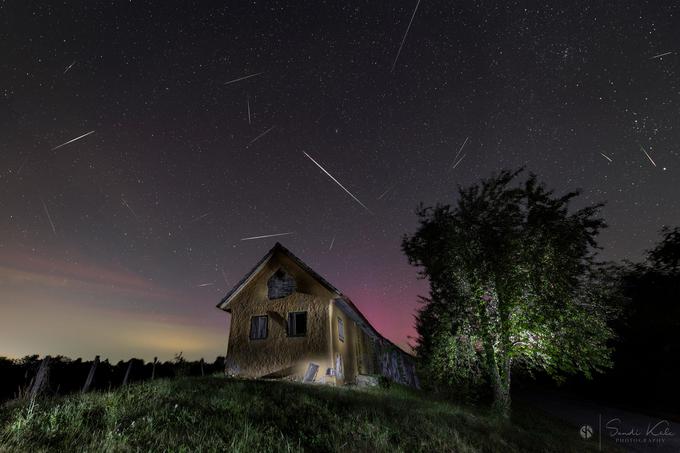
[267,268,296,299]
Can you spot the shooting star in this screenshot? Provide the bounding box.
[640,145,657,167]
[224,72,263,86]
[377,184,396,200]
[329,236,336,251]
[51,130,95,151]
[453,136,469,162]
[63,60,76,74]
[247,95,252,124]
[41,198,56,235]
[391,0,422,72]
[121,198,139,220]
[241,232,295,241]
[197,282,215,287]
[15,155,30,175]
[190,212,210,223]
[650,51,672,60]
[303,151,373,214]
[246,126,275,147]
[451,153,466,170]
[221,268,229,285]
[599,152,613,163]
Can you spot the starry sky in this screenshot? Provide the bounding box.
[1,1,678,361]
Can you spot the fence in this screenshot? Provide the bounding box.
[0,354,226,404]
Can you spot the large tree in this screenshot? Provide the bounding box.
[402,169,617,416]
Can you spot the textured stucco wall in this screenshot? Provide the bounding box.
[355,327,378,375]
[223,248,419,387]
[329,302,361,384]
[225,252,334,380]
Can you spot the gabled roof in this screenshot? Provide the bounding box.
[216,242,414,357]
[216,242,343,310]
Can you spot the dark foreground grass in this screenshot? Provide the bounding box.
[0,376,617,452]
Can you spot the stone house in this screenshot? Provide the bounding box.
[217,243,418,387]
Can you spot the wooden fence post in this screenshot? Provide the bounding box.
[200,358,205,377]
[82,355,100,393]
[29,356,51,401]
[122,360,133,386]
[151,357,158,380]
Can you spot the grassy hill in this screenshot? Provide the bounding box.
[0,376,615,452]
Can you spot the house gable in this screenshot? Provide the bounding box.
[217,243,415,359]
[217,242,342,311]
[217,243,338,312]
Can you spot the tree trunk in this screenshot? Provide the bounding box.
[481,337,511,418]
[491,365,511,418]
[493,288,512,418]
[478,288,512,419]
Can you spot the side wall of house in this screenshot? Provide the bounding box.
[370,338,420,388]
[328,301,420,388]
[355,327,378,375]
[225,252,334,380]
[328,302,359,384]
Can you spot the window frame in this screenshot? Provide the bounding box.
[287,311,308,337]
[249,315,269,340]
[337,316,345,342]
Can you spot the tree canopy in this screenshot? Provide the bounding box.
[648,226,680,275]
[402,169,617,416]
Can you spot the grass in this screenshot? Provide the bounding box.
[0,376,618,452]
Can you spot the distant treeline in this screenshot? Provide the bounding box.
[0,354,226,403]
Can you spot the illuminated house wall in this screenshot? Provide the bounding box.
[217,243,418,387]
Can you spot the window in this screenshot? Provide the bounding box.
[287,312,307,337]
[338,317,344,342]
[250,315,268,340]
[267,268,296,299]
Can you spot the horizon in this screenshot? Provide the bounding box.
[0,225,660,363]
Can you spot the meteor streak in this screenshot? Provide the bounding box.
[224,72,263,86]
[303,151,372,214]
[121,198,139,220]
[451,153,466,170]
[190,212,210,223]
[41,199,56,235]
[452,136,469,165]
[391,0,422,72]
[63,61,76,74]
[51,130,95,151]
[247,126,275,147]
[241,232,295,241]
[640,146,657,167]
[650,51,672,59]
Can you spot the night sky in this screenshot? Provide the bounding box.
[1,2,678,361]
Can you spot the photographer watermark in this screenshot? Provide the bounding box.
[580,414,676,450]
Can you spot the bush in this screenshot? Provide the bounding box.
[378,376,391,389]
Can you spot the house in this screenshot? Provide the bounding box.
[216,243,419,387]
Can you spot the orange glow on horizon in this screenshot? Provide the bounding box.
[0,248,228,362]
